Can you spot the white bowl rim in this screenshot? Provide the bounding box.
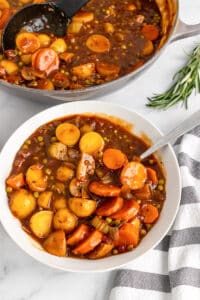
[0,100,181,272]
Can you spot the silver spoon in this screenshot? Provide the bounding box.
[140,110,200,160]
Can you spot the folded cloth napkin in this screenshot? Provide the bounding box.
[110,126,200,300]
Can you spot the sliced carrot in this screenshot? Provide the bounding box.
[120,161,147,190]
[110,199,140,221]
[141,24,159,41]
[134,184,151,200]
[16,32,40,54]
[115,222,140,247]
[140,204,159,223]
[146,167,158,185]
[96,197,124,216]
[86,34,111,53]
[72,229,103,255]
[96,62,120,77]
[0,9,10,29]
[32,48,59,75]
[6,173,25,189]
[67,224,90,246]
[89,181,121,197]
[103,148,127,170]
[71,62,95,79]
[56,122,80,146]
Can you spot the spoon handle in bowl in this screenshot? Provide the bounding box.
[55,0,89,17]
[140,110,200,160]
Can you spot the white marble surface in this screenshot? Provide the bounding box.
[0,1,200,299]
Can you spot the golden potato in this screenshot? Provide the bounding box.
[77,153,95,181]
[0,0,9,9]
[52,197,67,210]
[79,132,104,154]
[43,230,66,257]
[26,164,48,192]
[9,189,36,219]
[53,208,77,232]
[68,198,96,217]
[142,40,154,56]
[88,242,114,259]
[37,191,52,209]
[38,34,51,48]
[56,123,80,146]
[67,22,82,34]
[72,12,94,23]
[48,142,68,160]
[104,23,115,34]
[50,38,67,54]
[30,210,53,238]
[20,54,32,65]
[56,165,74,182]
[0,60,18,75]
[71,63,95,79]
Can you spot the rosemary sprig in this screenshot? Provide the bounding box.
[147,44,200,109]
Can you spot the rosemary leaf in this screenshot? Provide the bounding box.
[147,44,200,109]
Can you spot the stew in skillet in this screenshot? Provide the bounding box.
[6,114,166,259]
[0,0,161,89]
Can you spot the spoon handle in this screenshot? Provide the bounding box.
[55,0,88,17]
[140,110,200,160]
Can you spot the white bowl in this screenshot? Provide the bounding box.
[0,101,181,272]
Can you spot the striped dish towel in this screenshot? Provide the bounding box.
[109,126,200,300]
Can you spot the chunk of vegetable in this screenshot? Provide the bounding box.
[96,197,124,216]
[91,216,109,234]
[37,79,54,90]
[56,165,74,182]
[69,178,81,197]
[115,222,140,247]
[111,199,140,221]
[86,34,111,53]
[43,230,66,257]
[140,204,159,223]
[48,142,68,160]
[67,22,82,34]
[0,59,18,75]
[38,34,51,47]
[72,229,103,255]
[26,164,48,192]
[146,167,158,185]
[52,197,67,210]
[50,38,67,54]
[104,23,115,34]
[134,184,151,200]
[72,11,94,23]
[96,62,120,77]
[141,24,159,41]
[32,48,59,75]
[71,62,95,79]
[79,132,104,154]
[16,32,40,54]
[89,181,121,197]
[88,242,114,259]
[21,66,45,80]
[0,9,10,30]
[37,191,52,209]
[6,173,25,189]
[9,189,36,219]
[0,0,10,9]
[120,161,147,190]
[142,40,154,56]
[68,197,96,217]
[59,52,75,63]
[77,153,95,181]
[103,148,127,170]
[56,122,80,146]
[67,224,90,246]
[30,210,53,238]
[53,208,77,232]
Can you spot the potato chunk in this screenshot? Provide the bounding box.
[56,165,74,182]
[9,189,36,219]
[88,242,114,259]
[30,210,53,238]
[67,22,82,34]
[38,34,51,48]
[56,123,80,146]
[26,164,48,192]
[79,132,104,155]
[71,63,95,79]
[43,230,66,257]
[52,197,67,210]
[48,142,68,160]
[53,208,77,232]
[68,197,96,217]
[37,191,52,209]
[50,38,67,54]
[0,60,18,75]
[72,11,94,23]
[142,40,154,56]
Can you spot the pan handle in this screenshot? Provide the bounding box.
[170,19,200,43]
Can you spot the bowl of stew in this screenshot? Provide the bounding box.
[0,0,199,102]
[0,101,181,271]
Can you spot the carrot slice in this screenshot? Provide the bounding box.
[134,184,151,200]
[96,62,120,77]
[140,204,159,223]
[32,48,59,75]
[115,222,140,247]
[72,229,103,255]
[16,32,40,54]
[103,148,127,170]
[67,224,90,246]
[0,8,10,29]
[146,167,158,185]
[120,161,147,190]
[89,181,121,197]
[141,24,159,41]
[111,199,139,221]
[96,197,124,216]
[86,34,111,53]
[6,173,25,189]
[88,242,114,259]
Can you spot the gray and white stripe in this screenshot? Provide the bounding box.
[110,126,200,300]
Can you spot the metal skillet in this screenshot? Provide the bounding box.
[0,0,200,103]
